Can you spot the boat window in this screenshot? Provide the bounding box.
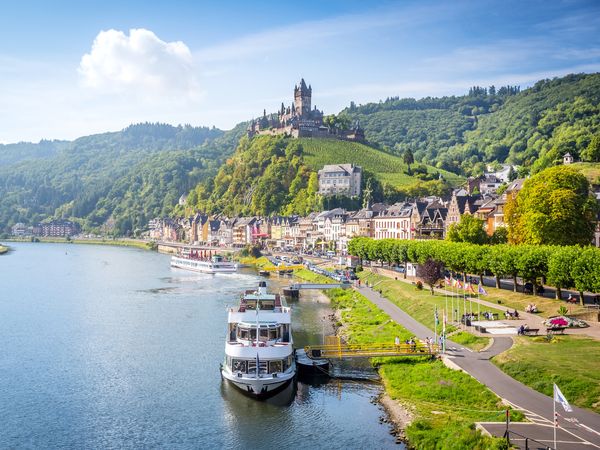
[232,359,247,373]
[238,328,250,340]
[269,328,278,340]
[269,360,282,373]
[259,328,269,340]
[250,328,257,340]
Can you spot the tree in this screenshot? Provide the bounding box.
[417,258,444,295]
[547,246,579,300]
[581,134,600,162]
[506,166,598,245]
[515,246,550,295]
[571,248,600,305]
[403,148,415,172]
[446,214,488,245]
[489,227,508,245]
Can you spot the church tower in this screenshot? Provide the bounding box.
[294,78,312,117]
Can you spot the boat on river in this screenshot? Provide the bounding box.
[221,281,296,397]
[171,253,237,274]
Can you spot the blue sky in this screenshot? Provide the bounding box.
[1,0,599,143]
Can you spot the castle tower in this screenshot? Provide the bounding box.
[294,78,312,117]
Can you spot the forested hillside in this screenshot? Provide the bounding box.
[345,73,600,175]
[182,136,460,217]
[0,122,246,235]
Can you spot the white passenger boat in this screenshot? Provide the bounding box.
[171,253,237,274]
[221,281,296,397]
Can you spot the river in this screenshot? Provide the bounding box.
[0,243,401,449]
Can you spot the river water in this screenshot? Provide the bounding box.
[0,243,401,449]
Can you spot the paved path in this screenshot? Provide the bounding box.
[356,285,600,449]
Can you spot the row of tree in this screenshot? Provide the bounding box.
[347,237,600,304]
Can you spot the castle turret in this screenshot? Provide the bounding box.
[294,78,312,117]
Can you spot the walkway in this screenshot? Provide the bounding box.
[356,284,600,449]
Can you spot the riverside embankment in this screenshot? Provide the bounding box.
[292,269,515,450]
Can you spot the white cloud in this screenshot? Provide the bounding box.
[79,28,199,99]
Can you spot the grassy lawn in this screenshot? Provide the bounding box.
[236,255,275,268]
[494,335,600,413]
[359,272,499,350]
[293,268,336,284]
[450,332,490,352]
[326,288,519,449]
[482,285,587,318]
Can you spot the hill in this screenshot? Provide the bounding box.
[0,122,246,235]
[344,73,600,176]
[301,138,462,187]
[183,136,462,217]
[572,162,600,184]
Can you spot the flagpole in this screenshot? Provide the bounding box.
[434,306,438,349]
[442,308,446,354]
[554,384,557,450]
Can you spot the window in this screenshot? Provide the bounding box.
[232,359,247,373]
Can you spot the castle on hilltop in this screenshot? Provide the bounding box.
[247,78,365,142]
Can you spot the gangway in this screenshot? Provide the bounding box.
[304,336,439,360]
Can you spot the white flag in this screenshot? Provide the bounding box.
[554,383,573,412]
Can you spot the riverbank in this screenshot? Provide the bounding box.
[292,270,516,449]
[358,271,493,351]
[329,287,518,449]
[5,237,156,251]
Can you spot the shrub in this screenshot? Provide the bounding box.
[416,280,424,290]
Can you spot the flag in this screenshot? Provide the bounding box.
[554,384,573,412]
[478,285,488,295]
[468,283,476,294]
[434,307,439,325]
[457,280,463,289]
[452,278,457,287]
[444,276,450,285]
[464,282,470,291]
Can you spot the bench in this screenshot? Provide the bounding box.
[547,326,567,334]
[522,328,539,336]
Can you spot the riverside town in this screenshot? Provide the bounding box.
[2,2,600,450]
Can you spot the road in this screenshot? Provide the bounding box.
[356,284,600,449]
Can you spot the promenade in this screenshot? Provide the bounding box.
[356,284,600,449]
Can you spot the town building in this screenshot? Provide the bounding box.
[318,164,362,197]
[35,220,81,237]
[374,203,414,240]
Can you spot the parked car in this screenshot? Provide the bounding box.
[393,266,406,273]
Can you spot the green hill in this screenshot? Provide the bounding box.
[571,162,600,184]
[344,73,600,176]
[184,136,463,217]
[301,138,462,187]
[0,122,246,235]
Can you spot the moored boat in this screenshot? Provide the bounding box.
[171,253,237,274]
[221,281,296,397]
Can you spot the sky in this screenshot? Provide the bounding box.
[1,0,599,143]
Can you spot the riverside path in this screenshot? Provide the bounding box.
[356,285,600,450]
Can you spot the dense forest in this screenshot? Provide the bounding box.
[344,73,600,175]
[0,122,246,235]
